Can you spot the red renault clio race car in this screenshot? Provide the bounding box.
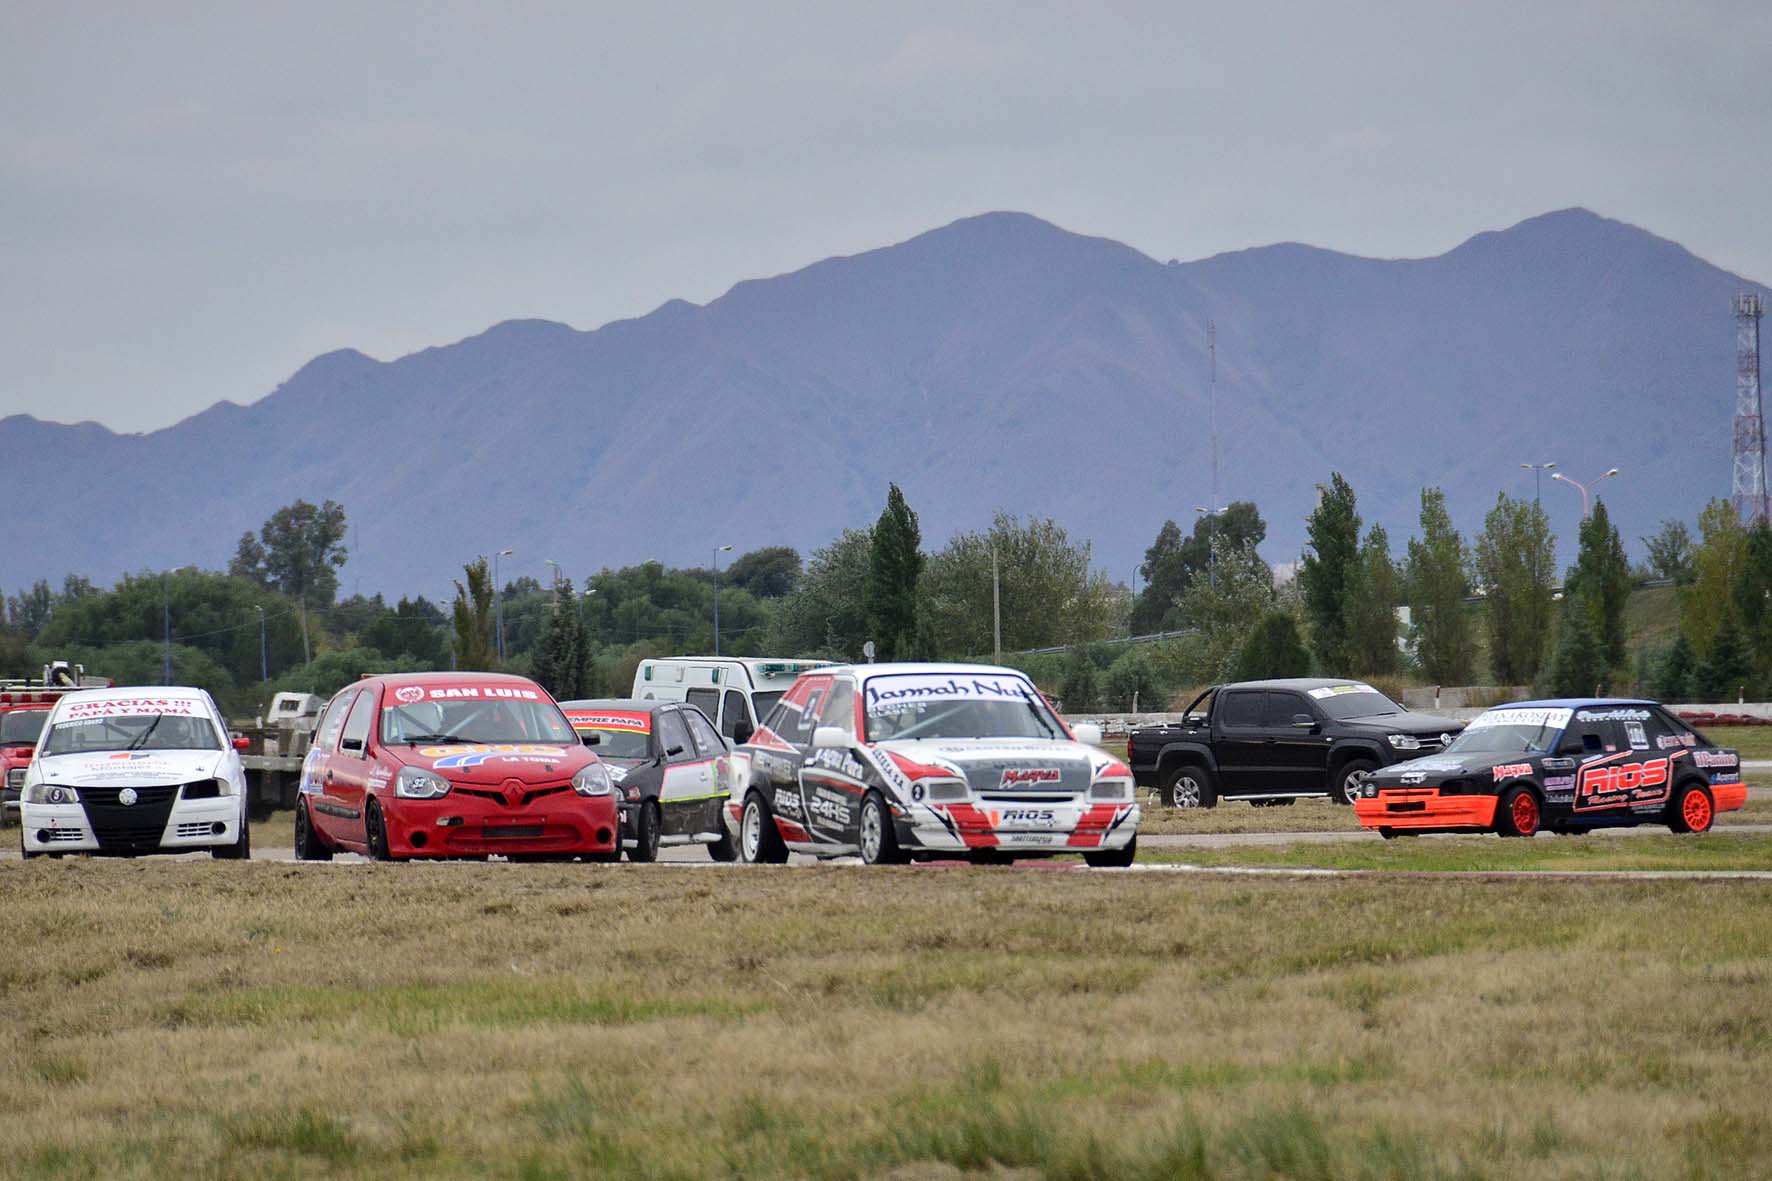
[294,672,619,861]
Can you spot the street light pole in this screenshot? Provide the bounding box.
[493,548,513,662]
[256,605,267,682]
[1520,461,1556,506]
[712,545,733,655]
[1550,469,1619,520]
[992,545,1002,665]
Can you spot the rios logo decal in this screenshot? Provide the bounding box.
[1576,755,1673,811]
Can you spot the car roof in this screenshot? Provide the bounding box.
[53,686,209,703]
[558,698,669,713]
[816,662,1034,680]
[1494,698,1658,710]
[1217,678,1379,692]
[363,671,540,686]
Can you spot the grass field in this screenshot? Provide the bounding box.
[5,859,1772,1179]
[1708,725,1772,760]
[1143,830,1772,872]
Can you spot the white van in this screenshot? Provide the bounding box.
[632,658,831,743]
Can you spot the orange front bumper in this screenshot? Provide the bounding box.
[1354,789,1498,832]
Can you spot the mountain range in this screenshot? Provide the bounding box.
[3,207,1766,600]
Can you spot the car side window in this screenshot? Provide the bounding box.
[686,687,719,722]
[338,689,377,754]
[1219,691,1263,729]
[1643,707,1693,751]
[819,679,858,738]
[1262,692,1309,727]
[314,689,357,754]
[720,690,751,739]
[656,709,693,761]
[1564,716,1626,755]
[791,676,834,739]
[684,709,725,757]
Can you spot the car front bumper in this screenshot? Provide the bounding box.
[908,800,1141,853]
[1354,789,1498,832]
[382,793,619,858]
[21,796,243,854]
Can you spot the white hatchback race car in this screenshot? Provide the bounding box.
[728,663,1140,865]
[18,687,251,859]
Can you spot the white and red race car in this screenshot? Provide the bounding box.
[726,663,1139,866]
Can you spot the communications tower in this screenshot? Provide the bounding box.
[1734,294,1769,525]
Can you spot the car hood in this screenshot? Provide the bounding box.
[36,749,229,787]
[872,737,1109,795]
[1337,711,1464,739]
[1369,749,1555,786]
[390,743,593,785]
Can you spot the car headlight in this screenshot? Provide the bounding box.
[395,766,452,800]
[573,762,614,796]
[1362,782,1378,799]
[25,783,79,805]
[1089,778,1133,802]
[1387,734,1421,751]
[922,778,970,803]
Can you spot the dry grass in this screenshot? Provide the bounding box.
[1708,726,1772,760]
[1142,831,1772,872]
[4,858,1771,1179]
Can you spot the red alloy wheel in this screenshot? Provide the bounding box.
[1682,789,1713,833]
[1511,791,1539,836]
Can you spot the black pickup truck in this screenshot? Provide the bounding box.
[1127,678,1464,807]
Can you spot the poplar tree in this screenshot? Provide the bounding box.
[452,557,496,669]
[1299,472,1361,671]
[1405,488,1475,683]
[865,484,924,660]
[1344,525,1399,675]
[1475,493,1556,684]
[1564,500,1632,672]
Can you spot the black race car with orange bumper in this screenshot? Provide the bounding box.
[1354,699,1746,838]
[730,662,1139,867]
[559,699,737,862]
[294,673,620,862]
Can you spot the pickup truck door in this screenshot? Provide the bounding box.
[1265,691,1332,791]
[1212,689,1268,793]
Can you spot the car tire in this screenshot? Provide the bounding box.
[706,826,738,862]
[739,793,788,864]
[1495,785,1541,838]
[1164,764,1217,809]
[1084,835,1137,867]
[1333,759,1377,806]
[365,800,393,861]
[212,812,251,860]
[20,829,39,859]
[1667,781,1715,835]
[1378,826,1398,840]
[294,799,333,861]
[858,792,905,865]
[629,801,661,863]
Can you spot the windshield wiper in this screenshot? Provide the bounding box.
[126,717,164,751]
[399,733,471,745]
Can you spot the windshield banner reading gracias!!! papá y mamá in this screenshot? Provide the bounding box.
[863,675,1040,715]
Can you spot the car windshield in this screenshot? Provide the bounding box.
[1307,684,1404,720]
[41,712,222,755]
[1,710,49,744]
[380,698,577,745]
[863,673,1063,742]
[565,712,653,760]
[1442,707,1572,757]
[751,691,785,719]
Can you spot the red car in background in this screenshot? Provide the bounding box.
[294,672,619,862]
[2,696,60,822]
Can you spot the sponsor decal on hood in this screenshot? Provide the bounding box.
[1466,707,1574,732]
[38,749,222,785]
[415,744,571,770]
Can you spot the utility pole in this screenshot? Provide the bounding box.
[991,545,1002,665]
[257,605,267,682]
[493,547,513,662]
[162,576,171,684]
[1207,320,1219,520]
[712,544,733,655]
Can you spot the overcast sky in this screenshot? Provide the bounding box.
[5,1,1769,434]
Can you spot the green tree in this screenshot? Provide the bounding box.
[1130,502,1266,635]
[1539,603,1606,698]
[1058,645,1103,712]
[1129,520,1186,635]
[1474,493,1556,684]
[6,579,55,639]
[767,529,874,658]
[1405,488,1476,684]
[1650,635,1695,702]
[864,484,924,660]
[1174,540,1275,678]
[231,499,349,607]
[1733,519,1772,684]
[531,573,590,700]
[921,513,1121,658]
[1642,519,1695,585]
[452,558,496,669]
[1564,500,1632,672]
[725,547,802,599]
[1344,525,1399,675]
[1300,473,1361,671]
[1694,616,1753,702]
[1236,610,1311,679]
[1680,499,1748,661]
[365,597,447,664]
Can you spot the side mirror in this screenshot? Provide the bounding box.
[664,744,685,759]
[1072,722,1104,746]
[732,720,754,745]
[812,725,849,751]
[340,736,364,755]
[232,736,251,751]
[1292,714,1316,729]
[580,732,601,746]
